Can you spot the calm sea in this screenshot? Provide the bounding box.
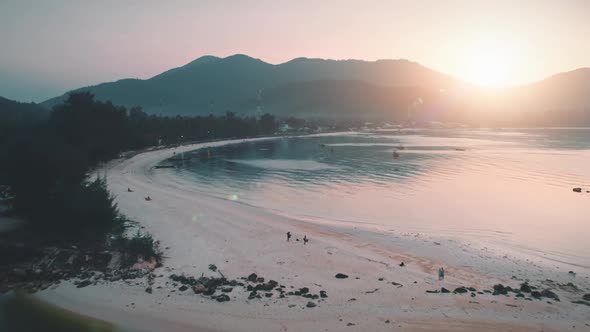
[167,128,590,269]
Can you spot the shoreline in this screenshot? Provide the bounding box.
[34,136,588,331]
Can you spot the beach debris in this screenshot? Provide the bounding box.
[399,262,405,267]
[144,196,152,201]
[127,187,134,192]
[573,187,582,192]
[385,320,390,324]
[335,273,349,279]
[426,289,440,294]
[287,232,291,241]
[320,290,328,298]
[208,264,217,272]
[391,282,403,288]
[568,270,576,276]
[365,288,379,294]
[347,322,356,326]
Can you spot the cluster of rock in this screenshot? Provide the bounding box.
[0,243,154,294]
[492,283,560,301]
[425,282,567,303]
[167,272,327,306]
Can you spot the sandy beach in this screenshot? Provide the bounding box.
[35,137,589,332]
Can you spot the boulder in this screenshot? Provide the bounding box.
[256,277,265,283]
[247,273,257,282]
[215,294,230,302]
[573,188,582,193]
[192,284,206,294]
[306,301,317,308]
[335,273,348,279]
[179,285,188,292]
[145,287,153,294]
[203,288,215,296]
[583,294,590,301]
[320,290,328,298]
[520,283,532,293]
[540,289,560,302]
[441,287,450,293]
[453,287,468,294]
[492,284,512,295]
[76,280,92,288]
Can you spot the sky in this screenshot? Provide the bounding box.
[1,0,589,102]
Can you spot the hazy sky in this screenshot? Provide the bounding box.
[1,0,589,102]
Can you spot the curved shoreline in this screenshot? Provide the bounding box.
[34,137,586,332]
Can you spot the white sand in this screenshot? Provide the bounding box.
[36,137,589,332]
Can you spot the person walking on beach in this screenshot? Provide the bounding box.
[438,267,445,280]
[287,232,291,242]
[303,235,308,245]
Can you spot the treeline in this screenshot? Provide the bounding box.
[0,92,279,247]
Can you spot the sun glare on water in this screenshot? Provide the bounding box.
[461,41,515,87]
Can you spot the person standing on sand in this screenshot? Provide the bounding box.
[303,235,308,245]
[287,232,291,242]
[438,267,445,280]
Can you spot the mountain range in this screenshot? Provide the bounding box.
[17,55,590,126]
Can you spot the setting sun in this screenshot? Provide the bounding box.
[460,41,515,87]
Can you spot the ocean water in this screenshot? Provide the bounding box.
[166,128,590,269]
